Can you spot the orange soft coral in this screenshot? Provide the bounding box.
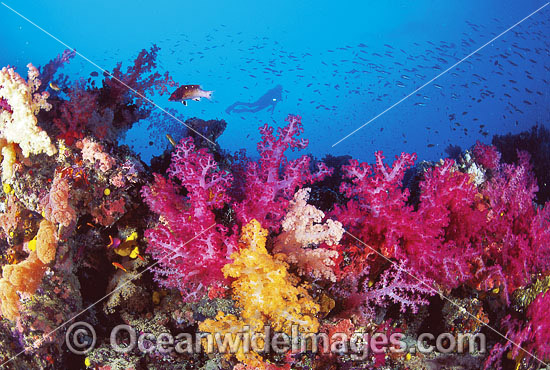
[274,188,344,281]
[224,219,320,334]
[42,176,76,228]
[0,250,47,320]
[0,278,19,321]
[2,251,46,293]
[36,219,57,264]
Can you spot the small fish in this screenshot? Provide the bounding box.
[107,235,121,249]
[169,85,213,105]
[112,262,127,272]
[90,71,99,77]
[166,134,177,147]
[49,82,60,91]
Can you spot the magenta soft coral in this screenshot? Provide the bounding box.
[141,137,237,301]
[332,151,416,262]
[334,145,550,303]
[481,150,550,297]
[473,140,501,170]
[484,291,550,369]
[403,158,490,290]
[233,114,332,231]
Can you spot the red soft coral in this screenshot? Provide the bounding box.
[142,137,237,301]
[233,114,332,231]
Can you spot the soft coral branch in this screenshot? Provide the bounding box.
[234,115,332,231]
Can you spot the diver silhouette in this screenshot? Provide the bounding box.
[225,85,283,114]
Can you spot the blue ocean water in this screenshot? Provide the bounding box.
[1,0,548,164]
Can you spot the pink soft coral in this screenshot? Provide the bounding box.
[333,260,433,321]
[334,145,550,303]
[233,115,332,231]
[141,137,237,301]
[77,137,116,172]
[401,158,490,290]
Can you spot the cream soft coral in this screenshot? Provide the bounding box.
[274,188,344,282]
[0,64,56,162]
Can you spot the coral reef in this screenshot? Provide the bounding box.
[0,49,548,370]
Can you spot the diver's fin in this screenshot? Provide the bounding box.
[182,100,187,106]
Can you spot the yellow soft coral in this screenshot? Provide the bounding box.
[199,219,320,367]
[200,311,264,366]
[0,64,56,180]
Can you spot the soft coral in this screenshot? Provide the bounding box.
[233,114,332,231]
[142,137,237,301]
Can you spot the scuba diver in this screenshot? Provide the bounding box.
[225,85,283,114]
